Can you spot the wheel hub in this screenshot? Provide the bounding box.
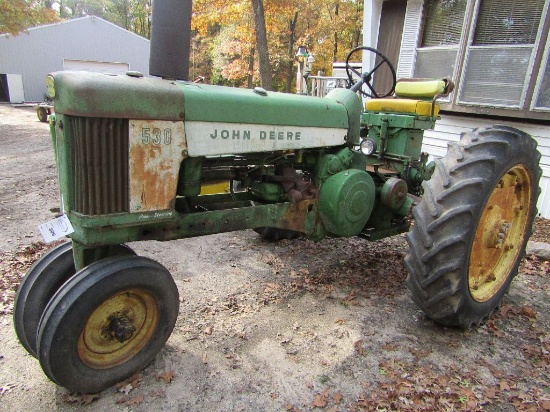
[104,312,136,343]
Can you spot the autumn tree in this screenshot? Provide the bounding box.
[193,0,256,85]
[0,0,59,35]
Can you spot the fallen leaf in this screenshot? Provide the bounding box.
[116,394,144,405]
[127,394,144,405]
[354,339,365,355]
[149,389,166,398]
[117,383,133,395]
[61,392,100,405]
[499,380,511,391]
[333,390,343,404]
[115,372,143,393]
[484,386,499,399]
[311,393,328,408]
[521,306,537,319]
[157,370,176,384]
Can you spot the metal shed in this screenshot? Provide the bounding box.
[0,16,150,102]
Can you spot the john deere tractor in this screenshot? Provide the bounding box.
[13,1,541,394]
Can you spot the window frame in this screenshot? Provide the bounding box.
[412,0,550,120]
[531,24,550,112]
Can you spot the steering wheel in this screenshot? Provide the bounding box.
[345,46,397,98]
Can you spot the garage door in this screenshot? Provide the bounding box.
[63,59,129,74]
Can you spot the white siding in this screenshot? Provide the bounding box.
[0,16,150,102]
[424,115,550,218]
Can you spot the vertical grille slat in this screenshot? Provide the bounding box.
[69,116,129,215]
[115,119,129,212]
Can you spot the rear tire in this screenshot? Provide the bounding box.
[253,227,301,241]
[405,126,541,328]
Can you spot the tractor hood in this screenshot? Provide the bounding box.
[47,71,362,156]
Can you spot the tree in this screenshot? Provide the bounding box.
[191,0,364,90]
[0,0,58,35]
[251,0,272,90]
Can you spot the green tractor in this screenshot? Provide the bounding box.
[13,4,541,394]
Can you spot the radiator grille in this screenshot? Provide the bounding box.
[69,116,129,215]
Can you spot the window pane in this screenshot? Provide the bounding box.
[459,47,532,107]
[474,0,545,45]
[421,0,467,46]
[535,57,550,109]
[414,48,458,78]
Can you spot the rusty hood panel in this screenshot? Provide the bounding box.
[129,120,187,212]
[49,71,185,121]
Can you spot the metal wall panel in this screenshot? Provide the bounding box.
[0,16,150,102]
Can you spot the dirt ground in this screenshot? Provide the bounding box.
[0,103,549,411]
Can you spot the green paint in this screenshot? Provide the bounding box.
[319,169,376,236]
[180,82,350,130]
[68,200,320,248]
[177,157,205,197]
[49,71,185,120]
[46,68,434,271]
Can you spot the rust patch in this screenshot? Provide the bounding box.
[129,120,187,212]
[265,166,318,232]
[280,199,315,232]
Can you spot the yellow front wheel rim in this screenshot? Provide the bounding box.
[78,288,159,369]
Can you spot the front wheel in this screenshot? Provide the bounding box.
[14,242,135,358]
[37,256,179,393]
[37,107,49,122]
[405,126,541,328]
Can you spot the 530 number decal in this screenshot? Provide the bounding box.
[142,127,172,145]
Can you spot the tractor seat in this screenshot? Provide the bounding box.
[365,78,454,117]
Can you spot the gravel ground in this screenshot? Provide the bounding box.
[0,103,549,411]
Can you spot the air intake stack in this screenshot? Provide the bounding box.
[149,0,193,80]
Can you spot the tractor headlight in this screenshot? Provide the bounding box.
[360,138,376,155]
[46,75,55,98]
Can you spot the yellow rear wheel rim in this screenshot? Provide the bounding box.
[468,165,532,302]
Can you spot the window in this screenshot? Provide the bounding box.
[414,0,467,80]
[458,0,546,108]
[411,0,549,118]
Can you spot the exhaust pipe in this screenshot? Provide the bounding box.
[149,0,193,80]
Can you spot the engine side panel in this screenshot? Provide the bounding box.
[185,121,347,156]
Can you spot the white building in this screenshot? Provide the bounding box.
[362,0,550,218]
[0,16,150,102]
